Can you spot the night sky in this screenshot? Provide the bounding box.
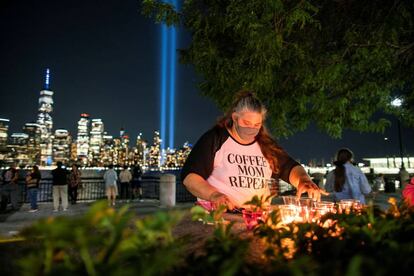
[1,0,413,163]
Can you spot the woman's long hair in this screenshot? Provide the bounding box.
[216,90,284,173]
[333,148,354,192]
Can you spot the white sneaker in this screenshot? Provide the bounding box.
[29,209,38,213]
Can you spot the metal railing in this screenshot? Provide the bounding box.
[11,175,196,204]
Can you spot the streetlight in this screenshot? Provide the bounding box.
[390,97,405,169]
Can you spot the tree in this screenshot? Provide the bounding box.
[142,0,414,138]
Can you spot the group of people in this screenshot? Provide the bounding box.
[51,162,82,212]
[103,165,143,206]
[0,162,82,213]
[0,162,143,212]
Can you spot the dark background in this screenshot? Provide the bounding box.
[1,0,413,163]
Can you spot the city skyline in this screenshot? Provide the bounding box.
[1,0,414,163]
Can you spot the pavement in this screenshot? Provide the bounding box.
[0,191,403,238]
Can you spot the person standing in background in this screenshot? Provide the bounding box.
[26,165,41,212]
[131,165,143,201]
[1,164,19,210]
[325,148,372,204]
[51,161,69,211]
[104,165,118,206]
[119,166,132,201]
[68,165,82,205]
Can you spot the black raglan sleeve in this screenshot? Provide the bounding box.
[181,126,227,181]
[274,147,300,184]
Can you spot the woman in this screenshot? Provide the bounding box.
[181,91,326,210]
[68,165,82,204]
[26,165,41,212]
[325,148,371,204]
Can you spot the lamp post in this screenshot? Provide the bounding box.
[391,98,405,169]
[391,97,410,189]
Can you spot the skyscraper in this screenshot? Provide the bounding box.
[148,130,162,170]
[23,122,42,165]
[76,113,90,165]
[101,133,114,166]
[53,129,72,164]
[8,133,29,165]
[36,68,54,166]
[89,119,104,166]
[134,133,147,168]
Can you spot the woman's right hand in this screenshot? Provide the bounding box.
[209,191,234,211]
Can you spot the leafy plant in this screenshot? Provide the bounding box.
[18,201,185,276]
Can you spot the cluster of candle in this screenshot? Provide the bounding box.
[278,196,362,225]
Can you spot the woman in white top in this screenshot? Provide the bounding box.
[182,91,327,210]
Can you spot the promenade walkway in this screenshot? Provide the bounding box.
[0,192,402,238]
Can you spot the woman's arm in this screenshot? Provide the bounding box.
[183,173,235,210]
[289,165,328,201]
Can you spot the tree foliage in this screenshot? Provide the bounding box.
[142,0,414,137]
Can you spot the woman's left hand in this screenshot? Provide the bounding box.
[296,180,329,202]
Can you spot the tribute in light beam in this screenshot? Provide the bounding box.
[160,0,178,155]
[160,24,168,152]
[169,17,176,149]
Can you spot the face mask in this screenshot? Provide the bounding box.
[234,121,260,142]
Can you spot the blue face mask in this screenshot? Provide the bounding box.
[235,121,260,142]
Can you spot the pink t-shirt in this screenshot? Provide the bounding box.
[181,126,299,208]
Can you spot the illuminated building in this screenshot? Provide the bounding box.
[176,141,192,168]
[120,129,130,166]
[89,119,104,166]
[134,133,147,168]
[0,118,9,165]
[0,118,9,150]
[53,129,71,164]
[162,142,192,170]
[113,137,121,166]
[36,69,54,166]
[70,142,77,164]
[76,113,90,165]
[148,130,162,170]
[101,134,114,166]
[7,133,29,165]
[163,148,177,169]
[23,123,42,165]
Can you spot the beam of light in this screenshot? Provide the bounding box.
[160,23,168,153]
[45,68,50,90]
[160,0,178,160]
[168,7,177,149]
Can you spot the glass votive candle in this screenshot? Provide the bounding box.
[299,197,314,208]
[315,201,335,212]
[339,199,354,214]
[312,206,330,222]
[242,209,263,230]
[299,206,312,223]
[282,195,300,206]
[278,204,300,224]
